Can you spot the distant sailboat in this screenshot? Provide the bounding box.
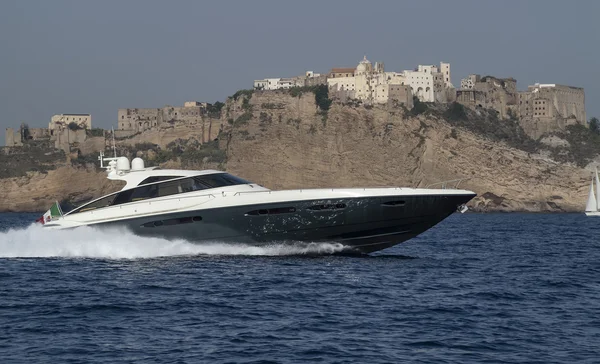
[585,168,600,216]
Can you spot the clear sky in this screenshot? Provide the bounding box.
[1,0,598,144]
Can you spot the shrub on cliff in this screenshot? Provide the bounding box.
[410,96,428,116]
[68,122,82,131]
[180,140,227,167]
[234,112,253,126]
[230,89,254,101]
[285,85,331,111]
[444,102,467,121]
[313,84,331,111]
[86,128,105,137]
[589,117,600,134]
[550,124,600,167]
[206,102,224,118]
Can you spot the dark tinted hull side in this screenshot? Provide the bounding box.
[91,194,475,254]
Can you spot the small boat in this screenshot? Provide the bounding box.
[585,168,600,217]
[38,152,476,254]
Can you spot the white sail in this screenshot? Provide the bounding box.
[586,176,597,212]
[595,167,600,211]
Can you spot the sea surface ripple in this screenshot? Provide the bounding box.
[0,213,599,363]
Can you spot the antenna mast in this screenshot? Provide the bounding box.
[111,127,117,158]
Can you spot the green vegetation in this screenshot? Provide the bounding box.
[589,117,600,134]
[261,102,285,109]
[410,96,428,116]
[21,123,31,140]
[86,128,105,137]
[313,84,332,111]
[1,141,65,178]
[443,102,467,121]
[241,96,252,111]
[180,140,227,168]
[287,85,332,111]
[234,112,253,126]
[68,122,82,131]
[259,112,272,124]
[439,105,540,154]
[133,142,159,151]
[71,151,102,168]
[206,101,225,118]
[230,89,254,101]
[550,124,600,167]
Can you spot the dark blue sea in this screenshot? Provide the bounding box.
[0,213,598,363]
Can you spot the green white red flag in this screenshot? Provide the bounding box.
[36,202,63,224]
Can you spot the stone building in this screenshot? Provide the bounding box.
[518,83,586,124]
[329,68,355,79]
[456,75,518,119]
[117,102,205,133]
[460,74,480,89]
[5,127,23,147]
[49,114,92,131]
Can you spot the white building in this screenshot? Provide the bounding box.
[254,71,323,90]
[460,74,481,89]
[328,56,412,105]
[403,63,453,102]
[49,114,92,130]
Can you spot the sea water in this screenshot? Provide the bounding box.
[0,213,598,363]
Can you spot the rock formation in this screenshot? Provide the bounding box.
[0,89,595,212]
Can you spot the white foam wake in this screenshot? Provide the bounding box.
[0,224,345,259]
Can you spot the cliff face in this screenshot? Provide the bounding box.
[223,91,588,212]
[0,165,124,212]
[0,91,592,212]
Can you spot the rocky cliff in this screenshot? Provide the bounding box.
[0,90,595,212]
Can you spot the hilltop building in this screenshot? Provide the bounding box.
[253,71,325,90]
[117,102,206,133]
[402,62,453,103]
[456,75,518,119]
[49,114,92,131]
[327,57,453,105]
[518,83,586,124]
[328,56,448,106]
[456,74,586,125]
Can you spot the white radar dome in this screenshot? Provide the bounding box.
[116,157,130,172]
[131,157,145,171]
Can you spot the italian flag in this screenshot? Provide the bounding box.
[36,202,63,224]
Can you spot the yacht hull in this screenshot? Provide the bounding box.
[83,193,475,254]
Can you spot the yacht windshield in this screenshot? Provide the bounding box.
[67,173,252,215]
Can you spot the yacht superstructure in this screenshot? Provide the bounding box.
[40,153,476,253]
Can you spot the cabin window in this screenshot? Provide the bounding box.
[194,174,251,188]
[157,180,182,197]
[76,195,117,213]
[111,184,159,206]
[138,176,184,186]
[68,173,253,214]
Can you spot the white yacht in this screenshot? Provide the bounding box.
[41,153,476,254]
[585,168,600,217]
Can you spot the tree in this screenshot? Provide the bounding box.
[410,96,428,116]
[590,117,600,134]
[68,122,82,131]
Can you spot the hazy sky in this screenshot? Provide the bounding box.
[1,0,598,144]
